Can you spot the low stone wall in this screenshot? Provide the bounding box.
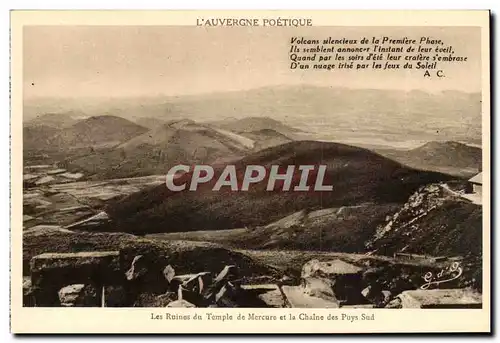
[397,289,482,309]
[30,251,122,307]
[26,251,482,309]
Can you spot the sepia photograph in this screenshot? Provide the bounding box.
[10,10,491,334]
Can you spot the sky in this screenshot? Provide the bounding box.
[23,26,482,98]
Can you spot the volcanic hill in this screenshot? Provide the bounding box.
[103,140,453,235]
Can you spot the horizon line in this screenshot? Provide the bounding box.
[23,84,482,101]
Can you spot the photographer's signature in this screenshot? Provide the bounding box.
[420,262,463,290]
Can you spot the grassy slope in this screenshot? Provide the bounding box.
[23,230,278,279]
[104,140,452,235]
[64,122,251,179]
[376,141,482,178]
[146,203,399,252]
[50,115,148,149]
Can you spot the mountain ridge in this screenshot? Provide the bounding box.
[101,140,454,235]
[49,115,148,150]
[377,140,482,178]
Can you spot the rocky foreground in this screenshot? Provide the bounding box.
[23,228,482,308]
[22,178,483,309]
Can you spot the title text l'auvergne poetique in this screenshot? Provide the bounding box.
[196,18,312,27]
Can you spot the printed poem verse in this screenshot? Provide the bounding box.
[289,36,469,77]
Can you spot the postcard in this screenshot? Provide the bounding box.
[10,10,490,334]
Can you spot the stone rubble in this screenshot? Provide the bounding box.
[58,284,99,307]
[25,251,482,309]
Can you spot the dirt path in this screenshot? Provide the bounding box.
[235,249,449,276]
[440,183,481,205]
